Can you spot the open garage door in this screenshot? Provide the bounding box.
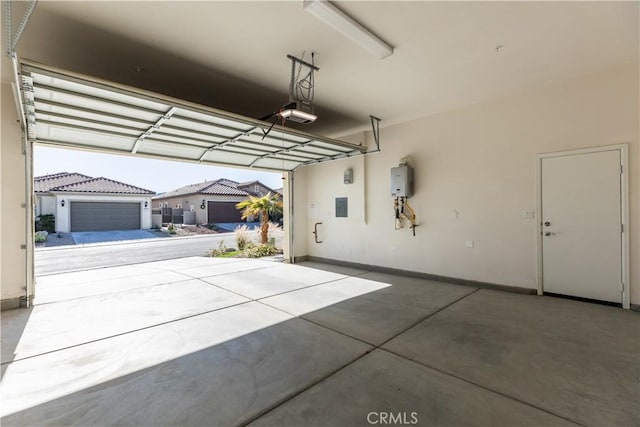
[19,61,367,171]
[17,60,370,304]
[70,202,141,232]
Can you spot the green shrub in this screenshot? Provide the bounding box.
[215,250,241,258]
[240,243,279,258]
[208,241,228,257]
[34,230,48,243]
[167,223,177,235]
[35,214,55,233]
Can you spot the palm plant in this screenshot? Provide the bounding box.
[236,192,283,244]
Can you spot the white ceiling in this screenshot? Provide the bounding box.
[12,1,640,137]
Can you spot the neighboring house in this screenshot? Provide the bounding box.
[237,180,280,198]
[153,178,281,225]
[35,172,155,233]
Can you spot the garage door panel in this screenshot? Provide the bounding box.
[22,63,367,171]
[71,202,141,232]
[32,74,168,116]
[207,202,243,223]
[39,125,136,151]
[137,140,205,159]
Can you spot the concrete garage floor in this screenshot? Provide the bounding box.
[1,258,638,426]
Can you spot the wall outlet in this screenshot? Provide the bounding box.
[465,240,474,248]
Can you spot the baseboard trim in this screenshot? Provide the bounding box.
[306,256,537,295]
[1,297,23,311]
[293,255,309,263]
[631,304,640,312]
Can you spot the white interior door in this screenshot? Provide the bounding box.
[541,149,622,303]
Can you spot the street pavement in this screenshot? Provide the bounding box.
[35,233,251,276]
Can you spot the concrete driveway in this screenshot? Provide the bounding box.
[35,234,254,275]
[2,257,637,426]
[35,229,285,276]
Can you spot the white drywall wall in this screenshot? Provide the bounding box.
[299,64,639,303]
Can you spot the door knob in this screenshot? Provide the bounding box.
[544,231,556,236]
[544,221,551,227]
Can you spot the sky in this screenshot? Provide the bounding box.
[34,146,284,194]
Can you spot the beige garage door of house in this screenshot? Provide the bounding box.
[70,202,141,231]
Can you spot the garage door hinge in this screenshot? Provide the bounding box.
[620,164,623,174]
[20,244,26,249]
[621,282,624,293]
[621,224,624,233]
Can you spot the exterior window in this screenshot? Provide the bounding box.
[176,204,182,209]
[254,184,260,193]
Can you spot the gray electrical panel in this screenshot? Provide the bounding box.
[391,165,414,197]
[335,197,348,217]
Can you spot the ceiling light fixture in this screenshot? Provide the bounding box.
[303,0,394,59]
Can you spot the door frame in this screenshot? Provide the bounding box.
[536,144,629,308]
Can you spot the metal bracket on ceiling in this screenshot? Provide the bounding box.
[370,115,381,151]
[4,0,38,134]
[4,0,39,56]
[289,115,384,170]
[287,53,319,104]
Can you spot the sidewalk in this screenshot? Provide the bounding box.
[36,232,75,248]
[35,229,171,249]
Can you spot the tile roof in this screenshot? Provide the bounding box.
[200,183,249,196]
[51,177,155,194]
[153,181,212,198]
[218,179,239,187]
[34,172,93,193]
[153,178,282,199]
[34,172,154,194]
[153,178,248,199]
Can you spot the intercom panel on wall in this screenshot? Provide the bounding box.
[391,165,414,197]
